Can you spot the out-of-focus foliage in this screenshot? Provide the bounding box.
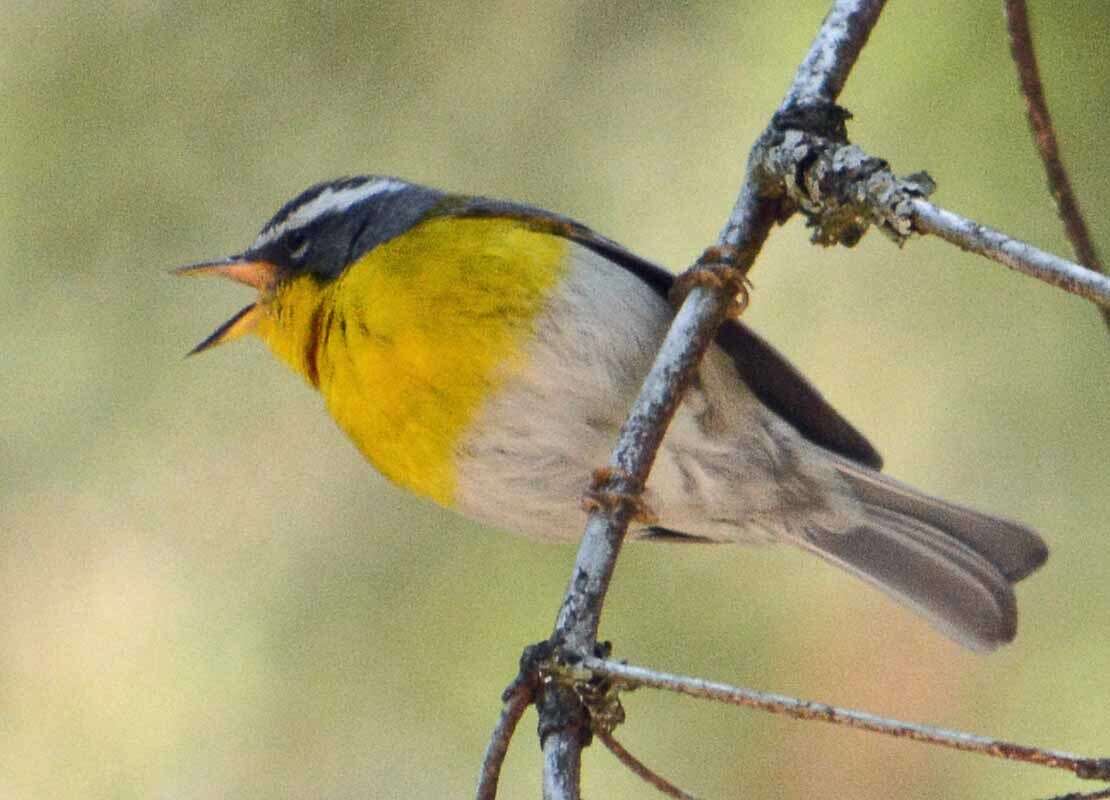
[1,2,1107,798]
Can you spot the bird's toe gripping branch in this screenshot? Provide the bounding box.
[669,244,753,318]
[581,467,659,525]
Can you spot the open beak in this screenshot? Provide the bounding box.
[175,257,279,355]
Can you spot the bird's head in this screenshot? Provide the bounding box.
[177,175,442,354]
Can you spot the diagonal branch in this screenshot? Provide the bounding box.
[780,0,887,110]
[540,258,753,800]
[476,672,537,800]
[485,2,1105,797]
[912,200,1110,306]
[596,729,699,800]
[1003,0,1110,331]
[583,656,1110,784]
[536,2,890,798]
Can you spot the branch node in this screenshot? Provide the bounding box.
[581,467,658,524]
[753,101,942,249]
[510,640,555,700]
[772,100,853,143]
[794,141,936,246]
[547,644,632,737]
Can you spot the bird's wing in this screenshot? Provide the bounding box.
[444,196,883,469]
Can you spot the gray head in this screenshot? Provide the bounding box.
[242,175,447,281]
[177,176,446,353]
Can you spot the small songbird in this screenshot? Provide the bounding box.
[179,176,1047,650]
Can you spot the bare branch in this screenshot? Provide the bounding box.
[542,697,585,800]
[912,200,1110,307]
[583,656,1110,783]
[596,730,700,800]
[540,270,749,799]
[538,2,890,796]
[782,0,887,108]
[1004,0,1110,330]
[720,1,888,249]
[532,3,888,794]
[518,1,1110,795]
[476,677,535,800]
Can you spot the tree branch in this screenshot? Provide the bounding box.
[476,673,536,800]
[719,0,889,250]
[596,729,699,800]
[912,199,1110,306]
[781,0,887,108]
[1003,0,1110,330]
[536,1,889,797]
[539,265,751,800]
[477,2,1105,796]
[754,127,1110,307]
[583,656,1110,783]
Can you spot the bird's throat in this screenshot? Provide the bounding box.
[254,276,329,388]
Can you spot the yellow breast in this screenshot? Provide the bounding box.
[254,216,569,505]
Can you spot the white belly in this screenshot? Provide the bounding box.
[453,242,856,544]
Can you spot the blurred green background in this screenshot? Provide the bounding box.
[2,1,1108,797]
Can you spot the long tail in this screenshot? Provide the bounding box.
[799,459,1048,651]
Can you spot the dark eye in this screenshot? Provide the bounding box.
[285,231,310,261]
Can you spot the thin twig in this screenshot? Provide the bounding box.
[538,2,889,797]
[596,729,700,800]
[583,656,1110,783]
[476,677,535,800]
[1004,0,1110,330]
[912,199,1110,307]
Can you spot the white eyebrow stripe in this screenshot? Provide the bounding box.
[251,178,408,250]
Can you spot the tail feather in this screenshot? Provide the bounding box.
[835,459,1048,581]
[797,461,1047,651]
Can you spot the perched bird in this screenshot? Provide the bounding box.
[180,176,1047,650]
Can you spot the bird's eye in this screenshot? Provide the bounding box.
[285,232,310,261]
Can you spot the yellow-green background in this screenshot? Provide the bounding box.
[3,1,1107,797]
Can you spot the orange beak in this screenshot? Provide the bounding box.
[175,257,280,355]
